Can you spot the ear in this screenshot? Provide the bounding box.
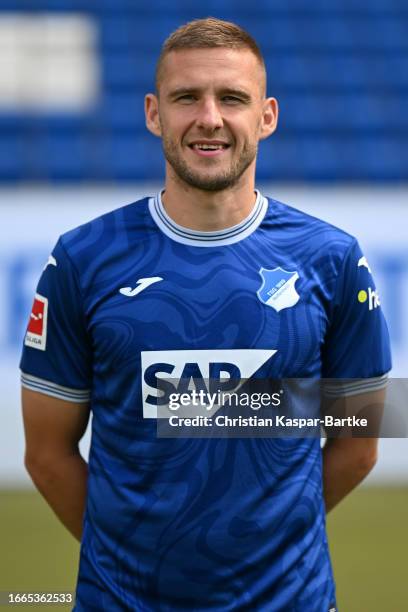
[145,93,162,137]
[259,97,279,141]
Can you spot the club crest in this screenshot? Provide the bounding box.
[257,267,300,312]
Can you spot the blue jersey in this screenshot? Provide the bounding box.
[20,192,391,611]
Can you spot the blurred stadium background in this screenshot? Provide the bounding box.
[0,1,407,610]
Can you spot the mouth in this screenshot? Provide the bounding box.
[188,141,231,157]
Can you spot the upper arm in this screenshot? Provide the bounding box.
[322,239,391,378]
[22,388,90,462]
[20,238,93,462]
[321,240,391,450]
[322,386,386,436]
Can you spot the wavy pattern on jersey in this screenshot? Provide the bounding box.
[64,203,163,293]
[62,197,358,609]
[80,435,331,611]
[23,196,391,610]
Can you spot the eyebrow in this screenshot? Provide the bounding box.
[167,87,252,102]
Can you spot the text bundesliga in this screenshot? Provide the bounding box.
[167,415,368,428]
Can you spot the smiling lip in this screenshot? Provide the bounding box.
[188,140,231,157]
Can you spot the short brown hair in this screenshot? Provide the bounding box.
[155,17,266,91]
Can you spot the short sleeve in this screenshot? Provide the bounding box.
[322,239,392,379]
[20,238,92,403]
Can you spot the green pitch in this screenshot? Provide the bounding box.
[1,487,407,611]
[327,486,408,610]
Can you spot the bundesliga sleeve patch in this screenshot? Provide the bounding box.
[25,293,48,351]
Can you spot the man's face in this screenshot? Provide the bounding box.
[146,48,278,192]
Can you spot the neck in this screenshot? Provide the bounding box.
[161,168,257,231]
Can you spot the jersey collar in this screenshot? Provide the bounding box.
[148,190,268,247]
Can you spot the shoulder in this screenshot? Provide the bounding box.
[48,196,154,288]
[58,196,152,257]
[264,196,358,257]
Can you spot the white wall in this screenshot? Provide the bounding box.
[1,185,407,485]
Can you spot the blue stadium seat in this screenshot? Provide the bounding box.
[97,134,164,181]
[30,114,90,134]
[98,93,146,131]
[102,51,156,91]
[257,136,303,181]
[0,0,407,182]
[0,114,29,133]
[258,134,408,182]
[99,16,180,51]
[34,132,91,181]
[0,135,26,181]
[361,137,408,180]
[279,53,408,93]
[280,93,408,132]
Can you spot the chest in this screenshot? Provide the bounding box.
[84,243,330,379]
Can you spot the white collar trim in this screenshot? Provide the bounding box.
[148,190,268,247]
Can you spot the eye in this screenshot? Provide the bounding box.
[222,96,243,104]
[176,94,196,104]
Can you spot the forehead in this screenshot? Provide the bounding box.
[158,48,264,95]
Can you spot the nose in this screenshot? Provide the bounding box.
[195,97,223,131]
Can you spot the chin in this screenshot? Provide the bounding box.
[186,174,240,192]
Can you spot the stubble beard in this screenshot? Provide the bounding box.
[162,136,258,192]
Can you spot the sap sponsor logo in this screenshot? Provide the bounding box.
[257,267,300,312]
[25,293,48,351]
[358,256,372,273]
[141,349,277,419]
[358,287,380,311]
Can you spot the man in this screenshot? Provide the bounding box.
[21,18,391,611]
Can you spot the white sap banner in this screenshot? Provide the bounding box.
[141,348,277,418]
[1,185,407,484]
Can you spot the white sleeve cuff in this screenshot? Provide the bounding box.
[21,371,91,403]
[322,373,389,398]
